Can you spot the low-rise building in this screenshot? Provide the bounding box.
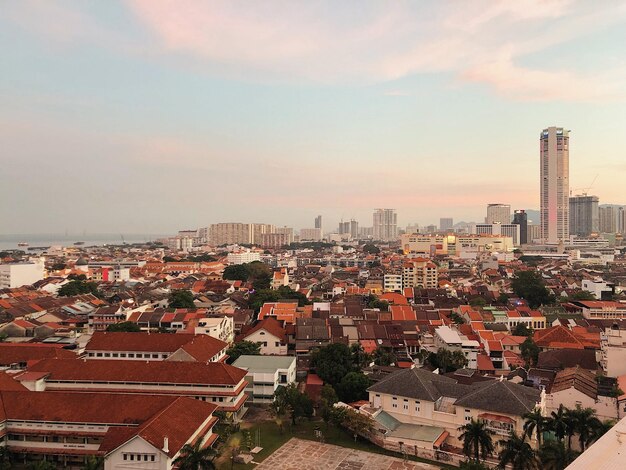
[194,316,234,344]
[237,317,288,355]
[232,355,296,403]
[0,259,45,289]
[227,250,261,265]
[433,325,479,369]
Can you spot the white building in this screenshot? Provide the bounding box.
[299,228,322,241]
[474,223,521,246]
[373,208,398,241]
[540,127,570,243]
[194,316,234,344]
[383,274,403,293]
[601,327,626,377]
[232,355,296,403]
[581,279,614,300]
[486,204,511,224]
[433,325,479,369]
[227,250,261,265]
[0,258,45,289]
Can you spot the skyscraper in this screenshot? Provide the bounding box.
[513,210,528,245]
[373,209,397,241]
[439,218,454,231]
[350,219,359,239]
[599,205,619,233]
[569,195,599,237]
[486,204,511,224]
[540,127,570,243]
[314,215,322,233]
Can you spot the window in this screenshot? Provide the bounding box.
[415,401,420,412]
[392,397,398,408]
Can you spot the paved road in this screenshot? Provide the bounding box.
[255,438,441,470]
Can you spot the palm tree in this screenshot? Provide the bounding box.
[459,419,495,462]
[538,440,578,470]
[588,419,615,445]
[173,439,218,470]
[523,408,546,445]
[497,432,539,470]
[568,406,601,451]
[84,456,104,470]
[547,405,570,444]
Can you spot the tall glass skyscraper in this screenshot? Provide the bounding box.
[540,127,570,243]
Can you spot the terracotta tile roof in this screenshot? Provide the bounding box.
[0,343,76,366]
[239,317,286,343]
[0,371,27,391]
[29,358,247,386]
[85,332,227,360]
[390,305,416,321]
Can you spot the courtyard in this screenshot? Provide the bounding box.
[255,438,441,470]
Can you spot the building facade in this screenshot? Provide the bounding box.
[486,204,511,224]
[373,209,398,241]
[513,210,528,245]
[569,195,599,237]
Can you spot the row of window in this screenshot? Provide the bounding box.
[123,453,156,462]
[88,352,168,359]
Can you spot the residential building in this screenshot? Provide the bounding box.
[314,215,323,233]
[0,343,76,370]
[84,332,228,363]
[373,209,397,241]
[350,219,359,239]
[299,228,322,241]
[207,223,253,245]
[227,249,261,265]
[546,367,618,422]
[512,210,528,245]
[236,317,288,355]
[367,368,542,450]
[0,259,45,289]
[260,233,290,249]
[194,316,234,344]
[600,326,626,377]
[439,218,453,231]
[275,226,294,244]
[232,355,296,403]
[581,279,614,300]
[271,268,289,289]
[599,205,620,233]
[402,259,438,289]
[23,358,248,419]
[569,195,599,237]
[540,126,570,243]
[486,204,511,224]
[577,301,626,320]
[90,265,130,283]
[383,274,403,293]
[251,223,275,245]
[88,306,126,332]
[0,391,218,470]
[433,326,479,369]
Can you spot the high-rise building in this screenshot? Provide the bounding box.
[439,218,454,231]
[486,204,511,224]
[569,195,599,237]
[618,207,626,235]
[251,223,275,245]
[300,228,322,241]
[513,210,528,245]
[540,127,570,243]
[373,209,397,241]
[350,219,359,239]
[207,223,253,246]
[599,205,619,233]
[314,215,323,233]
[338,221,350,235]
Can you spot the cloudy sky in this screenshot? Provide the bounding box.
[2,0,626,234]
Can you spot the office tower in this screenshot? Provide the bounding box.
[540,127,570,243]
[599,205,619,233]
[513,210,528,245]
[486,204,511,224]
[315,215,323,233]
[350,219,359,239]
[569,195,599,237]
[440,218,454,231]
[373,209,397,241]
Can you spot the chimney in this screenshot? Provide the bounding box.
[162,436,169,453]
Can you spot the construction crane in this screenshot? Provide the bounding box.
[570,174,598,197]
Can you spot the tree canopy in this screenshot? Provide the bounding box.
[58,278,100,297]
[226,341,261,364]
[273,383,314,425]
[336,372,371,403]
[106,321,140,333]
[311,343,354,386]
[511,270,555,309]
[427,348,468,373]
[362,243,380,254]
[168,289,195,309]
[520,337,540,367]
[248,286,311,312]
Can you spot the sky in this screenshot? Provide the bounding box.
[2,0,626,235]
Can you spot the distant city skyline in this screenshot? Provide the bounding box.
[2,1,626,234]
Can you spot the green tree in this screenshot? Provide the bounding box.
[341,407,374,441]
[569,290,596,301]
[459,419,494,462]
[497,432,539,470]
[538,440,578,470]
[511,270,555,309]
[84,457,104,470]
[168,289,195,308]
[362,244,380,254]
[58,279,100,297]
[173,439,218,470]
[106,321,140,332]
[520,337,540,367]
[350,343,372,369]
[469,297,487,307]
[568,406,601,451]
[273,383,314,425]
[372,346,397,366]
[320,384,339,428]
[513,323,534,337]
[547,404,573,445]
[27,462,56,470]
[226,341,261,364]
[336,372,371,403]
[51,262,67,271]
[0,446,11,470]
[523,408,547,445]
[450,312,466,324]
[428,348,468,373]
[311,343,353,386]
[223,264,249,281]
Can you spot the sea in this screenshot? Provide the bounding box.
[0,234,169,251]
